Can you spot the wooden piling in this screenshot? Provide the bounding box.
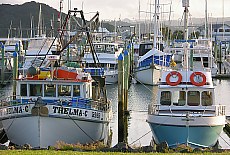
[118,53,125,143]
[124,50,129,111]
[13,44,19,100]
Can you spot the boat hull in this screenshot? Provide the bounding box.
[105,70,118,84]
[2,115,110,148]
[147,115,225,148]
[135,66,160,85]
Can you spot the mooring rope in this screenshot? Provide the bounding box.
[67,114,95,142]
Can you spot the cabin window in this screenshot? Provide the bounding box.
[187,91,200,106]
[20,84,27,96]
[30,84,42,96]
[201,91,213,106]
[172,91,186,106]
[44,84,56,97]
[110,64,115,69]
[193,57,201,61]
[203,57,208,62]
[160,91,171,105]
[219,29,224,32]
[73,85,80,97]
[203,62,208,67]
[58,85,71,97]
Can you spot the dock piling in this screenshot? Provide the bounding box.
[13,44,19,100]
[118,53,125,143]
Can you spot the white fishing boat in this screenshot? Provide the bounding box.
[134,0,172,85]
[147,1,226,148]
[20,5,61,73]
[83,42,123,84]
[0,55,112,148]
[170,38,218,77]
[147,42,226,148]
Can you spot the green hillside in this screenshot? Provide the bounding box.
[0,1,60,38]
[0,1,115,38]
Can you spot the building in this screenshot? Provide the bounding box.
[198,23,230,41]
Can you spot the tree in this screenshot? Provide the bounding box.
[161,27,172,41]
[172,30,184,40]
[190,31,200,39]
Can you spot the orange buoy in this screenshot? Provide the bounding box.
[166,71,182,86]
[190,72,206,86]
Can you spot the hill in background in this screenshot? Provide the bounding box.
[0,1,60,38]
[0,1,230,38]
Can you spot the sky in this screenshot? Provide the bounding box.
[0,0,229,21]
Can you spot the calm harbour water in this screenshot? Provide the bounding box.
[107,79,230,148]
[0,79,229,148]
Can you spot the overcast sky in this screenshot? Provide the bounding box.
[0,0,229,21]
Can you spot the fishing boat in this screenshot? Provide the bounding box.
[0,44,14,85]
[134,0,172,85]
[147,42,226,148]
[169,38,218,77]
[0,55,112,148]
[147,0,226,148]
[19,5,61,74]
[83,42,123,84]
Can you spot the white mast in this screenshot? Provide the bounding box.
[30,16,33,38]
[222,0,225,41]
[37,4,42,36]
[182,0,190,70]
[153,0,159,50]
[138,0,141,43]
[183,0,189,41]
[205,0,208,38]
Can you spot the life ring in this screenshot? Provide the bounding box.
[166,71,182,86]
[190,72,206,86]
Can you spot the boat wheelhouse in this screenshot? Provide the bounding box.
[83,42,123,84]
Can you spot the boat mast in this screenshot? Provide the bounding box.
[30,16,33,38]
[138,0,141,43]
[37,4,42,36]
[205,0,208,38]
[183,0,189,41]
[182,0,189,70]
[153,0,159,50]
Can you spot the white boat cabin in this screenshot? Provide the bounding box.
[16,80,92,101]
[159,88,213,107]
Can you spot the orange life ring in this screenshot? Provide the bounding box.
[190,72,206,86]
[166,71,182,86]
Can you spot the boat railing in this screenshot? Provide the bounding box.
[148,104,160,115]
[148,104,226,117]
[215,105,226,116]
[0,96,111,112]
